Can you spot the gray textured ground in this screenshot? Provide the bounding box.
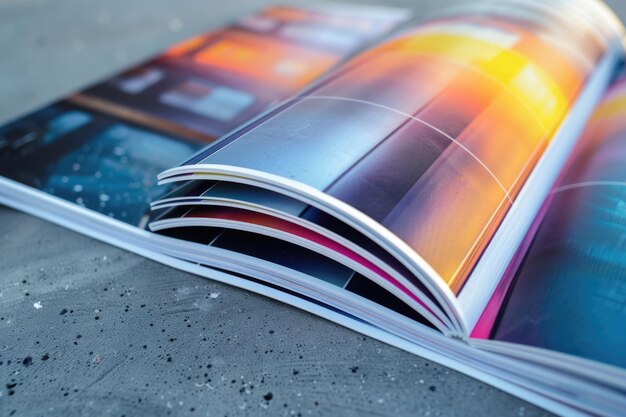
[1,1,625,416]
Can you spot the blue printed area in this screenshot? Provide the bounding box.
[42,124,197,224]
[160,80,255,122]
[0,104,200,226]
[43,111,92,144]
[493,131,626,369]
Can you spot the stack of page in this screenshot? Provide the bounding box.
[1,1,625,415]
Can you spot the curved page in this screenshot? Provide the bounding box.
[157,0,624,320]
[474,76,626,373]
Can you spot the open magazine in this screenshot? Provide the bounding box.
[1,1,625,415]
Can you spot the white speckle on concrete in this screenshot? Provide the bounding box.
[33,301,43,309]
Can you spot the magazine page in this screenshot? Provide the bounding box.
[0,4,408,226]
[0,3,422,334]
[1,3,473,344]
[470,75,626,384]
[76,4,408,142]
[0,0,458,352]
[154,0,625,331]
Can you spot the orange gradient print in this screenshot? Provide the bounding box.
[82,4,407,141]
[161,25,342,91]
[397,22,567,288]
[194,2,617,294]
[161,5,404,91]
[192,32,338,89]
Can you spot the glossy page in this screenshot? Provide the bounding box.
[183,0,621,293]
[0,4,405,226]
[80,5,406,141]
[481,77,626,369]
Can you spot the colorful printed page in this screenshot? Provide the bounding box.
[0,4,407,227]
[150,178,445,329]
[472,75,626,369]
[158,0,623,301]
[78,5,407,142]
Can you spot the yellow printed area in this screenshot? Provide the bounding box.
[390,32,568,132]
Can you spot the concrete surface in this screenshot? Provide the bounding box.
[1,0,625,416]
